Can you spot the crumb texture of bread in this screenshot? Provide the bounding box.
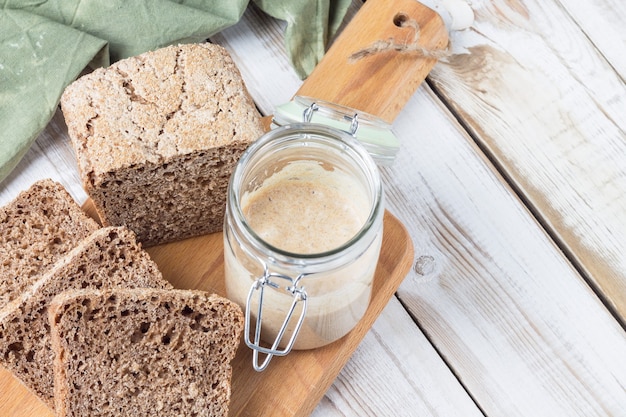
[49,288,244,417]
[0,179,98,310]
[0,226,171,409]
[61,42,265,246]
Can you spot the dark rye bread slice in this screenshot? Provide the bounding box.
[0,179,99,310]
[0,226,172,409]
[49,288,244,417]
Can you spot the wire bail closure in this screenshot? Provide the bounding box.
[273,96,399,165]
[303,101,360,137]
[244,266,308,372]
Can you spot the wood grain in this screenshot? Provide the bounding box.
[312,298,485,417]
[389,86,626,416]
[428,0,626,321]
[558,0,626,78]
[297,0,448,123]
[216,1,626,415]
[0,108,87,205]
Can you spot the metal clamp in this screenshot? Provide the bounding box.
[244,267,308,371]
[302,101,360,136]
[302,102,319,123]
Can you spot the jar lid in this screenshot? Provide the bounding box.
[273,96,399,166]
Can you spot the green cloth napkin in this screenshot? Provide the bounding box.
[0,9,108,183]
[253,0,352,78]
[0,0,351,184]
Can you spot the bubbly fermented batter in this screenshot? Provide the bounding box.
[241,161,369,254]
[225,160,382,349]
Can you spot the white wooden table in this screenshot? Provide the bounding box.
[2,0,625,415]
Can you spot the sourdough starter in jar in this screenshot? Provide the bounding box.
[242,161,368,254]
[224,123,383,351]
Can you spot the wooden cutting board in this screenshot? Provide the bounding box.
[297,0,448,123]
[0,203,413,417]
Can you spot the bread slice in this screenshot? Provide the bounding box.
[0,179,99,310]
[49,288,243,417]
[61,42,265,247]
[0,226,172,408]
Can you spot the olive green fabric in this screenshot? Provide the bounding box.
[0,0,350,183]
[253,0,352,78]
[0,9,108,182]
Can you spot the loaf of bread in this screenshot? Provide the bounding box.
[0,179,99,311]
[61,42,265,247]
[49,288,244,417]
[0,226,172,408]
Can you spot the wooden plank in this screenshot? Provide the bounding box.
[0,368,49,416]
[296,0,448,123]
[312,298,484,417]
[390,86,626,416]
[427,0,626,320]
[557,0,626,77]
[0,109,87,206]
[217,0,626,415]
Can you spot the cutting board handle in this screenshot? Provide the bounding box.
[296,0,448,124]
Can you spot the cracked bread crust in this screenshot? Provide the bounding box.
[62,43,261,176]
[49,288,244,417]
[0,226,172,409]
[61,43,264,246]
[0,179,99,310]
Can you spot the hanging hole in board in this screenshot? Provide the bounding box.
[393,12,409,27]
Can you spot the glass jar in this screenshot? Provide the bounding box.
[223,123,384,371]
[273,96,400,166]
